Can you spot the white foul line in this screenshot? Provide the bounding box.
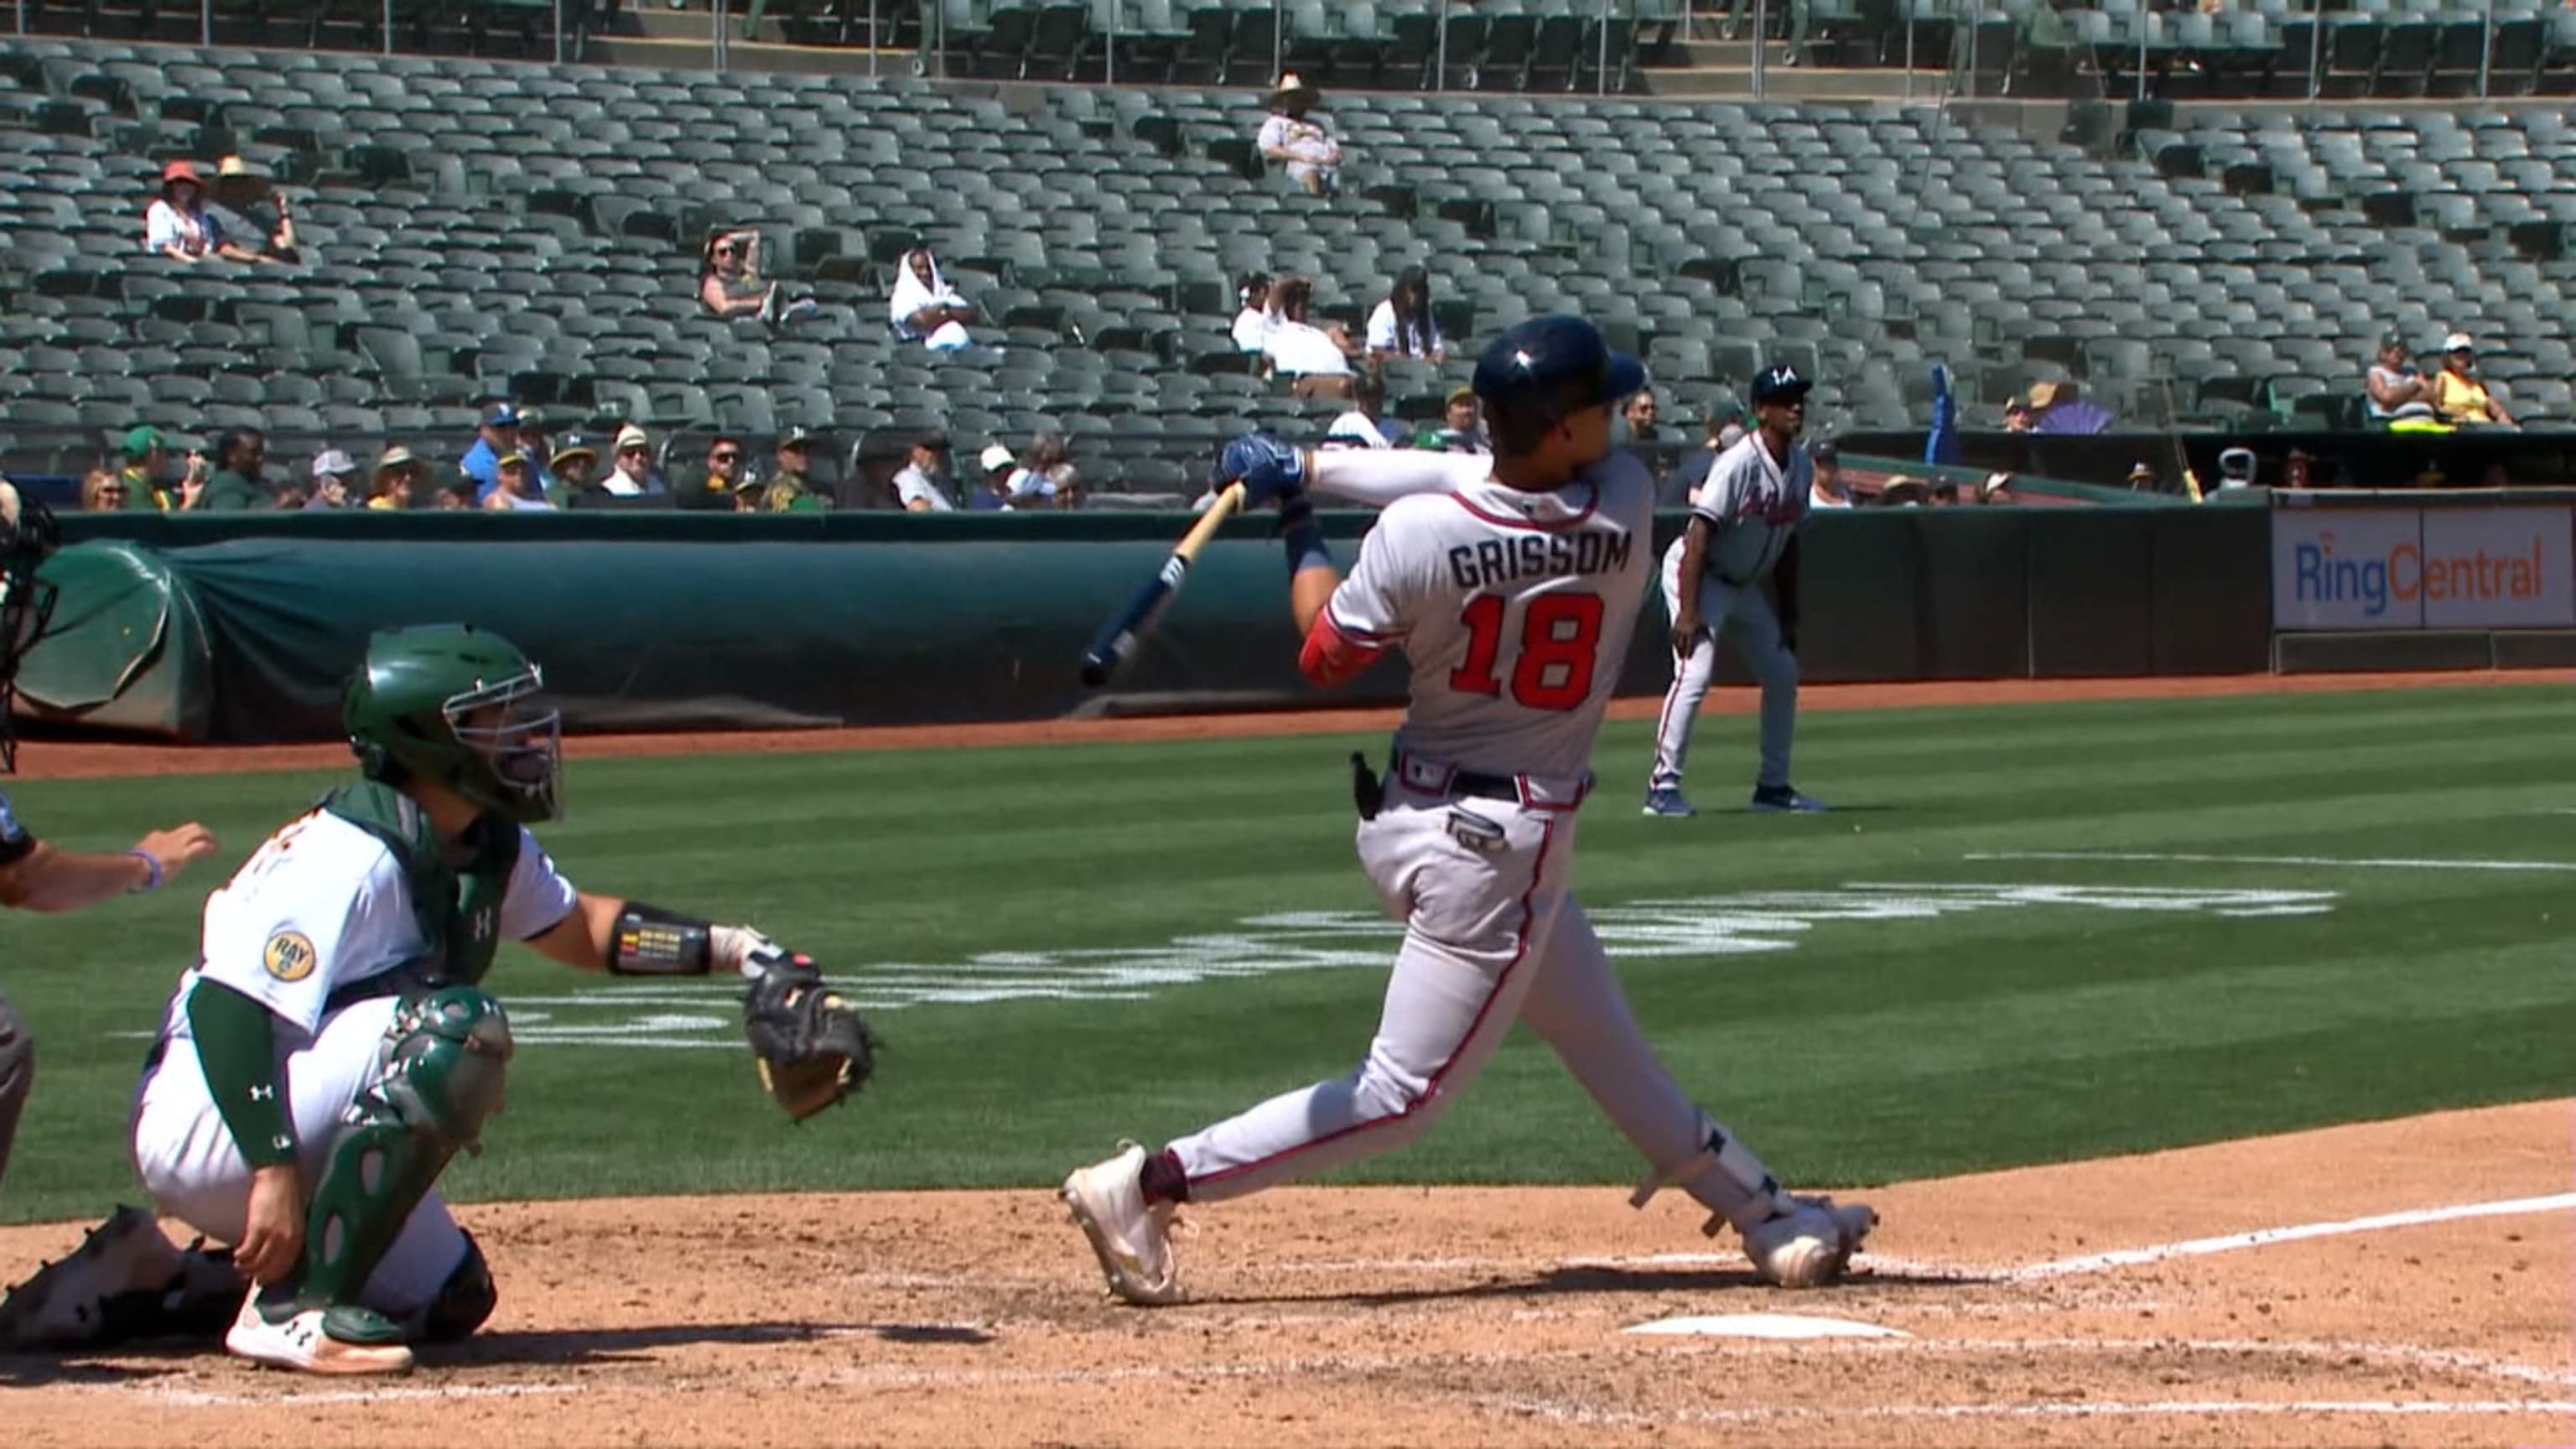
[1483,1393,2576,1426]
[1969,849,2576,873]
[2006,1190,2576,1279]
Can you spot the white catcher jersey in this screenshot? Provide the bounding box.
[1312,451,1655,780]
[152,810,579,1045]
[1680,434,1812,586]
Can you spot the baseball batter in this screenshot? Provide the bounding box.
[122,623,857,1375]
[1062,318,1874,1305]
[1644,364,1825,818]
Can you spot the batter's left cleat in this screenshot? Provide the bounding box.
[1750,784,1829,813]
[1642,787,1696,818]
[0,1204,194,1350]
[1062,1141,1183,1306]
[1741,1195,1876,1289]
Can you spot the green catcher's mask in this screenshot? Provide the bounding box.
[343,624,562,823]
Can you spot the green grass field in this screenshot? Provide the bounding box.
[5,683,2573,1225]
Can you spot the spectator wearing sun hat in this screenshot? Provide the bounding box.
[547,435,599,505]
[1256,73,1343,198]
[603,423,667,497]
[366,447,422,511]
[2431,332,2516,428]
[144,160,257,262]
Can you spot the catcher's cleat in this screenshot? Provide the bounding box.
[1741,1196,1876,1289]
[1062,1141,1183,1306]
[224,1287,413,1376]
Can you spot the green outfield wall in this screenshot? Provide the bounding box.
[21,507,2278,743]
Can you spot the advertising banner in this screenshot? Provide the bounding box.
[2271,506,2573,631]
[2417,509,2576,628]
[2271,508,2425,630]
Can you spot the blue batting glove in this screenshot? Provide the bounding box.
[1212,431,1306,507]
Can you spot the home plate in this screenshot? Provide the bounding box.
[1625,1312,1909,1340]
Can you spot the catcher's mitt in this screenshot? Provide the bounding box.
[741,952,877,1121]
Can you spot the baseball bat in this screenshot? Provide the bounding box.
[1078,482,1247,689]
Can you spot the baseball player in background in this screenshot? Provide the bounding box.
[1062,318,1874,1306]
[1644,364,1826,818]
[120,623,849,1375]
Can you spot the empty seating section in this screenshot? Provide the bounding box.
[4,31,2576,484]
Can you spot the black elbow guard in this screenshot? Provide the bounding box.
[609,902,713,976]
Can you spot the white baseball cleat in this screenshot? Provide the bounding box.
[1741,1195,1877,1289]
[1062,1141,1183,1306]
[224,1287,415,1375]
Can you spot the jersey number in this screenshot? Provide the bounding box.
[1448,592,1606,711]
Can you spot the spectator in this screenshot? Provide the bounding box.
[462,402,520,502]
[2028,380,2113,435]
[699,230,817,328]
[970,444,1019,511]
[305,449,358,509]
[1009,434,1080,506]
[2002,398,2033,432]
[761,429,831,512]
[2283,449,2315,490]
[2125,460,2158,492]
[731,475,766,512]
[144,161,258,263]
[2431,333,2515,427]
[366,447,420,511]
[205,155,298,264]
[1364,267,1445,362]
[891,433,957,512]
[1257,73,1342,198]
[1232,272,1275,354]
[515,412,558,497]
[116,425,174,510]
[1725,0,1810,64]
[1614,387,1663,449]
[1325,372,1406,449]
[269,475,313,511]
[548,436,599,505]
[1810,440,1852,509]
[188,427,268,511]
[1659,414,1741,510]
[683,434,745,511]
[77,469,129,512]
[1413,387,1491,454]
[603,424,667,496]
[1263,276,1359,393]
[434,475,477,511]
[482,451,554,511]
[890,247,977,351]
[2365,333,2438,424]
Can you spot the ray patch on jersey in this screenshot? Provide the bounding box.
[262,929,318,983]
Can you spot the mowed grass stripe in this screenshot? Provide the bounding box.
[3,682,2574,1221]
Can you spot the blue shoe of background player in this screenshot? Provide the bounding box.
[1750,784,1829,813]
[1642,787,1696,818]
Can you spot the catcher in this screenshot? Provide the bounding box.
[110,622,872,1375]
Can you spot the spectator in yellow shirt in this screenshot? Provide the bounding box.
[2432,333,2516,427]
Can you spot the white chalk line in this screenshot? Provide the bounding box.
[1970,849,2576,873]
[1482,1392,2576,1427]
[2002,1190,2576,1279]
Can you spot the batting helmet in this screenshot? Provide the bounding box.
[344,624,561,823]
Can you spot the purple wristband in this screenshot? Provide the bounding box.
[126,849,163,893]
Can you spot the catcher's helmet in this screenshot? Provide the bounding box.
[344,624,561,823]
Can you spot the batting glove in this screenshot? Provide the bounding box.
[1213,431,1305,508]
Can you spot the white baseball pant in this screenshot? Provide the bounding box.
[1649,543,1798,793]
[1165,761,1780,1233]
[129,995,470,1319]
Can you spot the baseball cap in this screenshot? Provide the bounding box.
[160,159,200,185]
[374,445,417,474]
[122,424,163,460]
[614,423,651,453]
[917,429,952,452]
[551,436,596,470]
[2443,331,2475,352]
[2380,330,2409,350]
[1751,363,1814,406]
[1446,385,1477,407]
[1811,439,1838,464]
[778,427,818,451]
[979,443,1017,473]
[496,450,527,469]
[310,449,357,480]
[483,402,522,428]
[1471,315,1644,413]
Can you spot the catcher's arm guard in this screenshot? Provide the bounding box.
[740,949,878,1122]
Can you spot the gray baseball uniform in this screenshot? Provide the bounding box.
[1649,432,1810,792]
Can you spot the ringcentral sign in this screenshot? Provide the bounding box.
[2272,504,2575,630]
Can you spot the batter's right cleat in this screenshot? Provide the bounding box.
[1741,1197,1877,1289]
[224,1287,414,1376]
[1642,787,1696,818]
[0,1204,190,1350]
[1750,784,1829,813]
[1062,1141,1183,1306]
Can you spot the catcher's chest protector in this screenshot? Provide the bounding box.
[323,781,522,991]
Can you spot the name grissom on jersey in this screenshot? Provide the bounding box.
[1447,530,1635,589]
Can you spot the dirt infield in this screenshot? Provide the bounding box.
[5,1101,2568,1448]
[15,669,2568,780]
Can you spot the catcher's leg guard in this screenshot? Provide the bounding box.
[411,1229,496,1343]
[297,988,512,1311]
[0,989,33,1195]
